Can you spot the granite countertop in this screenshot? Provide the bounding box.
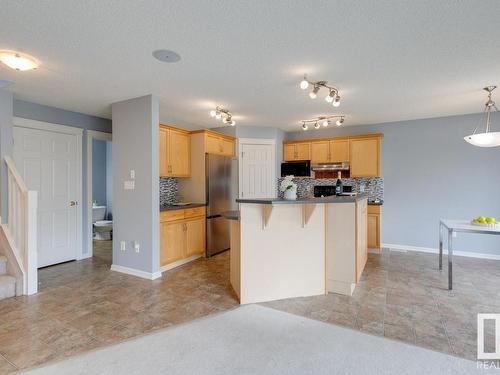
[236,194,368,205]
[368,200,383,206]
[160,203,206,211]
[222,210,240,221]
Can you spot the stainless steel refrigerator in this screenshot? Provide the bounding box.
[206,154,238,257]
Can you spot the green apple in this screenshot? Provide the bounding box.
[486,217,496,224]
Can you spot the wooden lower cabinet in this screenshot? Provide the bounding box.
[160,207,206,267]
[367,205,381,249]
[186,217,206,257]
[160,221,186,265]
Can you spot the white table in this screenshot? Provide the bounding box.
[439,219,500,290]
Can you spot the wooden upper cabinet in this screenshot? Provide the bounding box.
[170,130,190,176]
[311,141,330,163]
[350,137,380,177]
[283,142,311,161]
[159,125,190,177]
[330,139,349,162]
[159,127,169,176]
[206,135,220,154]
[202,131,235,156]
[283,144,296,161]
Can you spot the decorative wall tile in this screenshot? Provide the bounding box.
[277,177,384,201]
[160,177,178,206]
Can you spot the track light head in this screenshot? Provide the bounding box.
[322,120,329,127]
[300,76,309,90]
[230,120,236,126]
[332,95,341,107]
[314,122,320,129]
[215,111,222,119]
[309,85,320,99]
[209,110,216,117]
[336,117,344,126]
[302,123,308,131]
[325,90,335,103]
[222,117,229,124]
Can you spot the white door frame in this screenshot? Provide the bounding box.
[86,130,112,257]
[237,138,276,198]
[13,117,84,260]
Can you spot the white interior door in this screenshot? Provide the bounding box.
[240,143,275,198]
[13,126,79,267]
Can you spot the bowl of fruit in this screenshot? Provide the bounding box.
[471,216,500,229]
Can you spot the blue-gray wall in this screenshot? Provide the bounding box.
[286,113,500,255]
[12,99,112,256]
[112,95,159,275]
[92,139,107,207]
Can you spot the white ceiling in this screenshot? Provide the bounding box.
[1,0,499,131]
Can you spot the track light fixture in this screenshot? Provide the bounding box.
[300,75,341,107]
[209,106,236,126]
[299,115,345,131]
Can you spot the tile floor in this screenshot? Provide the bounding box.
[0,244,498,373]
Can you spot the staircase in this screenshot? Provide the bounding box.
[0,255,16,300]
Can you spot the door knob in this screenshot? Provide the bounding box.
[69,201,78,207]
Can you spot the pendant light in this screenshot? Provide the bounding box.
[464,86,500,147]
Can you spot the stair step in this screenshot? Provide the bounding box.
[0,275,16,300]
[0,255,6,276]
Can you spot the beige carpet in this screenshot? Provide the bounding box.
[23,305,479,374]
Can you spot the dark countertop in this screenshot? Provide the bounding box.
[160,203,206,211]
[368,200,383,206]
[236,194,368,205]
[222,210,240,221]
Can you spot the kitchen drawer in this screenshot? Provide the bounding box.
[184,206,206,218]
[160,210,185,222]
[368,205,380,215]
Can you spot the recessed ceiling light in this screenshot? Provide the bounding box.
[152,49,181,63]
[0,50,38,71]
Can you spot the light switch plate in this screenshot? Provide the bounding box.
[120,241,126,251]
[130,170,135,179]
[134,241,140,253]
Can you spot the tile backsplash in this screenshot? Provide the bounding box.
[277,177,384,201]
[160,177,178,206]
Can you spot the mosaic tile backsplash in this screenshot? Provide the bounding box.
[277,177,384,201]
[160,177,178,206]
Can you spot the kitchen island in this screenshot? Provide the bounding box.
[224,196,367,304]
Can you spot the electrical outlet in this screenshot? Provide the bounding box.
[120,241,126,251]
[134,241,140,253]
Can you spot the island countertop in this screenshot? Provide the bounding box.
[236,194,368,205]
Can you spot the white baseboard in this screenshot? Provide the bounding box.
[381,243,500,261]
[160,254,203,273]
[110,264,162,280]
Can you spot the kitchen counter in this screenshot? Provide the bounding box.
[236,194,368,205]
[160,203,206,211]
[368,200,383,206]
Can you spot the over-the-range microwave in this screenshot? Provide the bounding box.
[281,160,311,177]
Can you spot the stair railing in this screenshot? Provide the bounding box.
[3,156,37,295]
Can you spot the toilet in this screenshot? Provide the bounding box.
[92,205,113,240]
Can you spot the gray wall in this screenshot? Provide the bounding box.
[92,139,107,207]
[286,113,500,255]
[106,142,113,219]
[112,95,159,274]
[0,90,13,220]
[12,99,112,256]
